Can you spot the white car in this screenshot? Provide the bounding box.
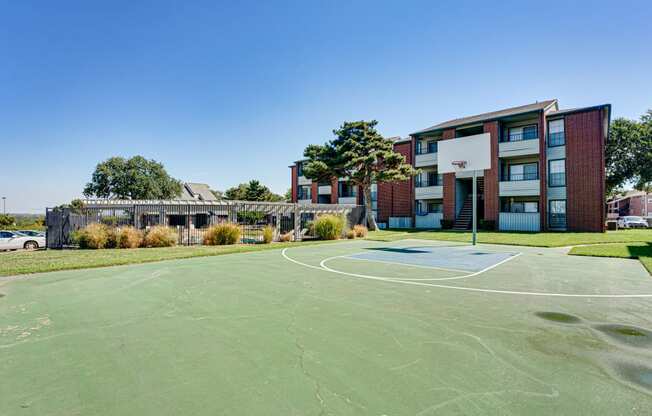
[617,216,649,229]
[0,230,46,250]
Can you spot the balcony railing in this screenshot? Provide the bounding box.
[501,172,539,182]
[503,130,538,142]
[548,131,565,147]
[549,172,566,187]
[416,143,438,155]
[415,176,443,187]
[549,213,567,229]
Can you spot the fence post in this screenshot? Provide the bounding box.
[294,204,301,241]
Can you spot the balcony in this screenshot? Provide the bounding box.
[499,138,539,158]
[298,176,311,186]
[338,197,357,204]
[499,212,540,231]
[415,185,443,199]
[415,151,438,167]
[298,199,312,205]
[317,185,331,195]
[499,173,540,196]
[415,213,443,229]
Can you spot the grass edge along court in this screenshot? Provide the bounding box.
[1,229,651,277]
[2,238,652,415]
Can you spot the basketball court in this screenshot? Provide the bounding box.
[1,238,652,415]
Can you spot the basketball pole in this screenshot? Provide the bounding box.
[472,169,477,246]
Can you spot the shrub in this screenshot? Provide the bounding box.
[117,227,144,248]
[479,220,496,231]
[440,219,454,230]
[144,226,178,247]
[105,228,118,249]
[203,223,241,245]
[346,229,356,239]
[75,223,110,249]
[352,224,368,238]
[305,220,315,236]
[262,225,274,244]
[314,214,345,240]
[279,231,293,242]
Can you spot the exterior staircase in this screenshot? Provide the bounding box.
[452,178,484,231]
[452,195,474,230]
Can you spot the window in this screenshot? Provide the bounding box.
[548,119,565,147]
[501,200,539,213]
[427,140,437,153]
[427,202,443,213]
[195,214,209,229]
[507,124,538,142]
[415,141,423,155]
[507,163,538,181]
[168,215,186,227]
[297,162,304,176]
[549,200,567,228]
[338,182,356,197]
[428,171,439,186]
[298,185,311,200]
[548,159,566,187]
[0,231,15,238]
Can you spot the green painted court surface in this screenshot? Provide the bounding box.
[2,239,652,415]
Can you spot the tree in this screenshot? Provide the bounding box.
[302,120,417,230]
[0,214,15,227]
[606,110,652,194]
[284,188,292,202]
[83,156,182,200]
[224,180,284,202]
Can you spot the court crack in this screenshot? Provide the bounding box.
[286,294,327,416]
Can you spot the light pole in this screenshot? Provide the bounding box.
[1,197,5,215]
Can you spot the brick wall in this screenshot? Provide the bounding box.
[290,165,298,202]
[442,129,456,221]
[330,178,338,204]
[566,109,606,232]
[483,121,499,223]
[376,141,413,222]
[538,112,548,230]
[311,182,318,203]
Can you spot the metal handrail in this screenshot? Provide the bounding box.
[503,131,538,142]
[502,173,539,181]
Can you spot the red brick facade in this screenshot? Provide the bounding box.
[483,121,499,223]
[441,129,457,221]
[290,102,609,232]
[290,165,298,202]
[311,182,318,203]
[566,109,606,232]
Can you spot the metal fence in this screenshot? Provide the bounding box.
[45,200,365,249]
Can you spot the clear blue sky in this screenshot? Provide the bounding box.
[1,0,651,213]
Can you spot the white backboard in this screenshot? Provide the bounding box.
[437,132,491,174]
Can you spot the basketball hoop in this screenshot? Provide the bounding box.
[451,160,467,169]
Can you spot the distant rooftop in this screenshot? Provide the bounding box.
[412,99,559,135]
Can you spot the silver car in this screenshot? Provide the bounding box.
[0,230,46,250]
[617,216,649,229]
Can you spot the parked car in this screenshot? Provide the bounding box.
[0,230,46,250]
[617,216,649,229]
[15,230,45,237]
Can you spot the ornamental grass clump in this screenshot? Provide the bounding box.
[314,214,345,240]
[143,226,178,248]
[203,223,241,245]
[74,223,110,249]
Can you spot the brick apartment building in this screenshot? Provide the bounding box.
[289,99,611,232]
[607,191,652,219]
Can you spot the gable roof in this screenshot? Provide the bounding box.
[184,183,218,201]
[412,99,558,136]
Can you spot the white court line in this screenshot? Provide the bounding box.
[280,247,652,299]
[321,252,521,281]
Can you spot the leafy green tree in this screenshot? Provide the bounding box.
[284,188,292,202]
[302,120,417,230]
[224,180,284,202]
[83,156,182,200]
[0,214,15,227]
[607,110,652,193]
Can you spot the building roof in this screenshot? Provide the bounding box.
[546,104,611,117]
[184,183,218,201]
[412,99,559,136]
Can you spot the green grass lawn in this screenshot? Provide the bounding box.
[368,229,652,247]
[569,242,652,274]
[0,240,339,277]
